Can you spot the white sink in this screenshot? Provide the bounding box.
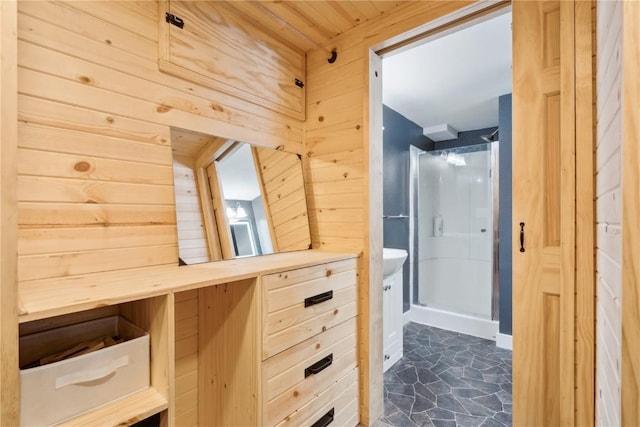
[383,248,408,279]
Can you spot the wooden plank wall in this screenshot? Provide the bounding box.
[175,290,199,427]
[303,2,473,423]
[172,157,209,265]
[16,1,303,283]
[621,1,640,424]
[595,1,622,425]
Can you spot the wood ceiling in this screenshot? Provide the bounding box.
[221,1,409,52]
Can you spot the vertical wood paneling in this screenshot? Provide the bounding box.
[596,1,623,425]
[175,290,199,427]
[198,281,260,426]
[575,2,595,424]
[0,1,19,424]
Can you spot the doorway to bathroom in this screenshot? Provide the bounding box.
[377,7,513,425]
[380,9,512,342]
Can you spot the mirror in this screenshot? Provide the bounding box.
[170,127,311,264]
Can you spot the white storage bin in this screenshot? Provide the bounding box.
[19,315,150,426]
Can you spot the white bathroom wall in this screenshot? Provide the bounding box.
[417,148,492,318]
[595,1,622,425]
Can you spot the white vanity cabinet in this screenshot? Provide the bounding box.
[383,268,404,372]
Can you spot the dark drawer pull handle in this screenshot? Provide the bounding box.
[304,290,333,307]
[311,408,334,427]
[305,354,333,377]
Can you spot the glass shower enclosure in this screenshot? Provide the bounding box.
[414,143,498,321]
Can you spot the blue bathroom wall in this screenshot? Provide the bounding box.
[434,127,498,150]
[383,105,433,313]
[498,94,513,335]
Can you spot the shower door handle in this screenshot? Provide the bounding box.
[519,222,525,252]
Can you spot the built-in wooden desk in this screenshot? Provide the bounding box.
[18,250,360,426]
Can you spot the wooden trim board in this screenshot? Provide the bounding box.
[0,1,19,424]
[621,1,640,424]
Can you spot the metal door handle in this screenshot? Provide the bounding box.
[519,222,525,252]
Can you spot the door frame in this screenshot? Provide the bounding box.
[366,0,595,424]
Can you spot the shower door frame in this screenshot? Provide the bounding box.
[410,143,500,321]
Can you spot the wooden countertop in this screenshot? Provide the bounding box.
[18,250,359,323]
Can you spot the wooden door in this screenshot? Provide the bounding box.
[512,1,577,425]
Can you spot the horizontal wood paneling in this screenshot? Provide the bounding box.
[163,1,305,120]
[172,158,208,265]
[16,0,304,282]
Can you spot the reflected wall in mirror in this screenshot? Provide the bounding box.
[170,127,311,264]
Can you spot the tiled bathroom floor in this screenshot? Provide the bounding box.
[377,322,512,427]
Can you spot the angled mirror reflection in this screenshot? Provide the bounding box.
[170,127,311,264]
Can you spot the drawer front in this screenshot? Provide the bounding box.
[274,367,359,427]
[263,318,357,425]
[262,260,358,358]
[264,318,357,425]
[262,258,357,293]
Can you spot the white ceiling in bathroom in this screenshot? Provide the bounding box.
[382,11,512,134]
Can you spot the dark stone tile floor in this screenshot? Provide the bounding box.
[376,322,512,427]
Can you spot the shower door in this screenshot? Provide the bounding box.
[416,144,494,319]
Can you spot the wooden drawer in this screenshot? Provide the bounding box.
[262,259,358,358]
[274,367,359,427]
[263,318,357,426]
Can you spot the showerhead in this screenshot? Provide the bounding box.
[481,128,499,143]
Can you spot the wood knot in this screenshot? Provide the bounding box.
[343,172,349,178]
[105,116,115,124]
[78,76,92,84]
[105,39,112,45]
[210,103,224,112]
[316,343,321,350]
[355,124,361,130]
[276,145,285,151]
[74,161,91,172]
[325,269,332,277]
[293,390,299,397]
[156,104,172,113]
[333,309,339,315]
[322,326,327,332]
[318,116,324,122]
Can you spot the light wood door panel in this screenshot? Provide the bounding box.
[512,1,576,425]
